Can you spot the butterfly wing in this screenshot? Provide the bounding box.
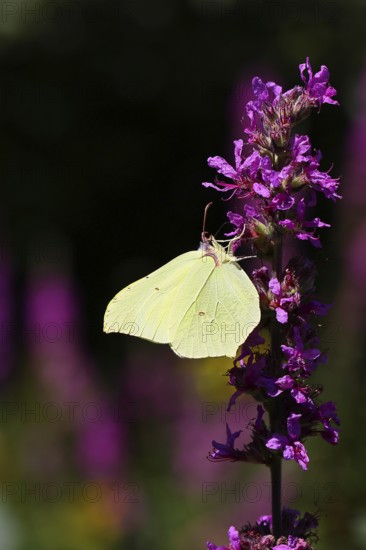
[103,249,210,343]
[171,259,260,359]
[104,240,261,359]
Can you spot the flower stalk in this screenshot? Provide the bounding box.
[205,58,340,549]
[270,235,283,539]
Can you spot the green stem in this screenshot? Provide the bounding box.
[270,455,282,538]
[269,233,283,539]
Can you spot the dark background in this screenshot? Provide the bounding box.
[0,0,365,548]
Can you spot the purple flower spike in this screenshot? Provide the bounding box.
[202,59,340,547]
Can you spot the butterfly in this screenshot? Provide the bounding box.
[103,232,261,359]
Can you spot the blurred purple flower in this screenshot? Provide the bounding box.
[124,350,182,418]
[76,411,124,477]
[25,274,90,400]
[0,255,14,381]
[26,272,127,478]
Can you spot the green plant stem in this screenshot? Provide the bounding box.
[270,234,283,539]
[270,455,282,538]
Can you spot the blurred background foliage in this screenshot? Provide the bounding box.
[0,0,365,548]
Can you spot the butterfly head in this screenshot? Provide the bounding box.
[200,233,234,266]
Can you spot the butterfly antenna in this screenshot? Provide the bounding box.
[202,202,213,242]
[214,221,229,239]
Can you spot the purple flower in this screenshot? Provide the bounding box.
[281,326,322,376]
[227,526,240,550]
[275,375,295,392]
[257,514,272,530]
[287,413,301,439]
[205,526,241,550]
[290,386,313,406]
[291,397,340,447]
[206,525,241,550]
[207,139,245,180]
[290,135,312,163]
[303,157,341,200]
[268,276,301,324]
[317,401,340,444]
[266,413,310,470]
[279,198,330,248]
[273,538,309,550]
[209,423,243,461]
[299,299,330,317]
[246,77,282,126]
[204,140,302,209]
[271,192,295,211]
[206,543,228,550]
[203,141,268,198]
[228,331,280,403]
[209,407,270,465]
[267,508,318,539]
[283,442,309,471]
[253,181,271,198]
[273,375,313,406]
[206,510,318,550]
[202,141,247,195]
[228,357,271,409]
[226,204,268,240]
[226,211,244,236]
[236,328,266,358]
[299,57,339,106]
[288,148,341,201]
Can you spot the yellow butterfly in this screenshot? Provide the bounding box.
[103,232,261,359]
